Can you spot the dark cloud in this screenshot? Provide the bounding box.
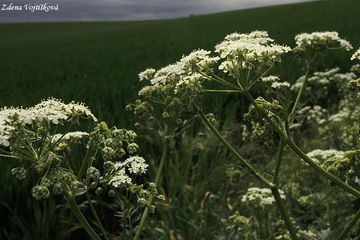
[0,0,311,23]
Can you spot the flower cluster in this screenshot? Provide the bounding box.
[0,98,97,147]
[351,48,360,61]
[241,187,285,208]
[294,31,352,53]
[215,31,290,75]
[321,150,360,185]
[306,149,344,164]
[80,122,149,197]
[0,99,150,201]
[131,49,219,120]
[131,31,291,126]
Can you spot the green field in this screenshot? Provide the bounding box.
[1,0,360,239]
[0,0,358,126]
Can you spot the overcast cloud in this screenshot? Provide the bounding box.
[0,0,312,23]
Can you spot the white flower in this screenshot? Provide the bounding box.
[0,98,97,146]
[271,81,290,89]
[51,131,89,143]
[241,187,285,208]
[351,48,360,61]
[328,109,350,123]
[294,31,352,52]
[174,73,203,94]
[127,156,148,174]
[306,149,344,164]
[108,156,148,187]
[215,31,290,73]
[109,169,132,187]
[139,68,156,81]
[179,49,219,70]
[261,75,280,83]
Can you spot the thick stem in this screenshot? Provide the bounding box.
[273,138,285,184]
[290,65,310,115]
[244,91,360,198]
[198,109,274,188]
[271,188,298,240]
[273,65,310,184]
[336,207,360,240]
[198,108,298,239]
[78,140,95,179]
[134,140,169,240]
[68,197,102,240]
[86,193,109,240]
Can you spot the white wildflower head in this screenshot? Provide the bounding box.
[241,187,285,209]
[271,81,290,89]
[108,156,148,187]
[109,169,132,188]
[131,49,219,120]
[0,98,96,147]
[351,48,360,61]
[52,131,89,144]
[294,31,352,53]
[306,149,344,164]
[261,75,280,83]
[1,100,149,201]
[215,31,290,74]
[139,68,156,81]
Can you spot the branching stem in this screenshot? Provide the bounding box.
[134,140,169,240]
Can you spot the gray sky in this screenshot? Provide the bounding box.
[0,0,311,23]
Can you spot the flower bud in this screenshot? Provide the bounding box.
[108,189,115,197]
[32,185,50,200]
[127,143,139,154]
[70,181,87,196]
[87,167,100,180]
[103,147,115,161]
[52,183,63,195]
[95,187,103,195]
[11,167,26,180]
[137,198,147,206]
[104,161,115,171]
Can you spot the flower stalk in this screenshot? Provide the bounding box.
[86,193,109,240]
[336,207,360,240]
[243,90,360,198]
[134,140,169,240]
[198,107,298,240]
[68,196,102,240]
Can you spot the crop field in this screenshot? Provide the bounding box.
[1,0,360,239]
[0,0,359,125]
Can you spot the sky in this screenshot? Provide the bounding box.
[0,0,311,23]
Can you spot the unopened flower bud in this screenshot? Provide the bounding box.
[137,198,147,206]
[108,189,115,197]
[32,185,50,200]
[127,143,139,154]
[95,187,103,195]
[11,167,26,180]
[87,167,100,180]
[52,183,63,195]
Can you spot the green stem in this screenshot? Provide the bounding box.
[290,65,310,115]
[273,65,310,185]
[336,207,360,240]
[244,91,360,198]
[271,188,298,240]
[273,138,285,184]
[78,140,95,179]
[0,153,33,161]
[86,193,109,240]
[133,140,169,240]
[198,108,274,188]
[68,197,101,240]
[198,107,298,239]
